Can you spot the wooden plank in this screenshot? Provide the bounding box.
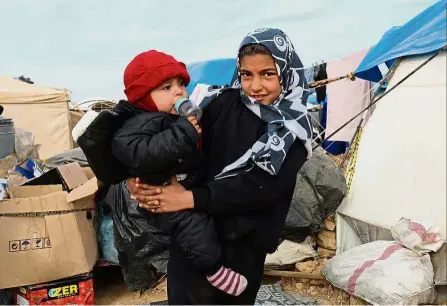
[264,269,326,280]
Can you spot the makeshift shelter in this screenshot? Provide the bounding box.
[336,0,446,294]
[186,58,236,95]
[0,75,72,159]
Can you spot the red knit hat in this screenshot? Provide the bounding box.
[123,50,190,112]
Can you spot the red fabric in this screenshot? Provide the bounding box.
[124,50,190,112]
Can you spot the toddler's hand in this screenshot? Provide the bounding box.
[187,116,202,135]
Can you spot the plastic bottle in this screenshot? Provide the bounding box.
[174,98,202,121]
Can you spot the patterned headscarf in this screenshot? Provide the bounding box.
[200,28,313,179]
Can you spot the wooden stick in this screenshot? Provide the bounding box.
[264,269,326,280]
[308,72,356,88]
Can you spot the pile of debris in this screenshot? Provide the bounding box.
[262,147,351,304]
[264,215,368,305]
[0,131,99,305]
[267,216,445,305]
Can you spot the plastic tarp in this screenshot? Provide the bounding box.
[105,182,170,291]
[186,59,318,95]
[355,0,447,82]
[337,52,446,285]
[284,147,346,237]
[186,58,236,94]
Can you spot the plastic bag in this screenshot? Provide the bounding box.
[42,148,89,170]
[322,240,436,305]
[105,182,170,291]
[0,289,13,305]
[283,147,346,239]
[391,218,444,255]
[265,237,317,268]
[97,199,119,264]
[14,128,40,163]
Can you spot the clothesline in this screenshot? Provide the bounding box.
[312,49,441,150]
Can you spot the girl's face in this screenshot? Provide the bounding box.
[150,77,188,113]
[239,54,281,106]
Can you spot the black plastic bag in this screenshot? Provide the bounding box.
[282,147,346,239]
[105,182,170,291]
[0,289,13,305]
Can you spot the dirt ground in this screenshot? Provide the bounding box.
[281,277,367,305]
[94,265,167,305]
[93,265,282,305]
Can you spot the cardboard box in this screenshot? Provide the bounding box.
[14,273,94,305]
[0,163,99,289]
[22,162,89,191]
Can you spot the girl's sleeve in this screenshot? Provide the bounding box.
[190,141,307,214]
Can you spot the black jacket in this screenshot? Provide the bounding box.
[77,100,202,186]
[76,100,143,185]
[81,101,218,270]
[111,111,203,186]
[191,89,308,253]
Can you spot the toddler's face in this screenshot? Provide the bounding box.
[150,77,188,113]
[239,54,281,106]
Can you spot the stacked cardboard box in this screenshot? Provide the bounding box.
[0,162,98,290]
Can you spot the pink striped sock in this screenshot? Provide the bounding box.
[206,266,248,296]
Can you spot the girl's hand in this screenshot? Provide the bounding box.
[131,177,195,213]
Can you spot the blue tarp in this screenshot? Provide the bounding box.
[186,58,236,94]
[186,59,316,95]
[355,0,447,82]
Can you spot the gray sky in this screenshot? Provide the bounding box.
[0,0,436,102]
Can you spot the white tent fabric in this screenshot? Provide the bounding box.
[336,51,446,285]
[0,75,72,159]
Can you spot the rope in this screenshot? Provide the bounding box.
[0,207,95,217]
[344,127,362,195]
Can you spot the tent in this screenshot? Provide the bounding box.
[336,0,446,293]
[0,75,72,159]
[186,58,236,95]
[185,58,319,95]
[355,0,446,81]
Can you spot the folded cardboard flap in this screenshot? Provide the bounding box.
[57,163,89,190]
[0,192,70,214]
[83,167,95,180]
[5,163,98,201]
[23,162,88,191]
[66,177,98,203]
[0,182,98,214]
[9,185,62,198]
